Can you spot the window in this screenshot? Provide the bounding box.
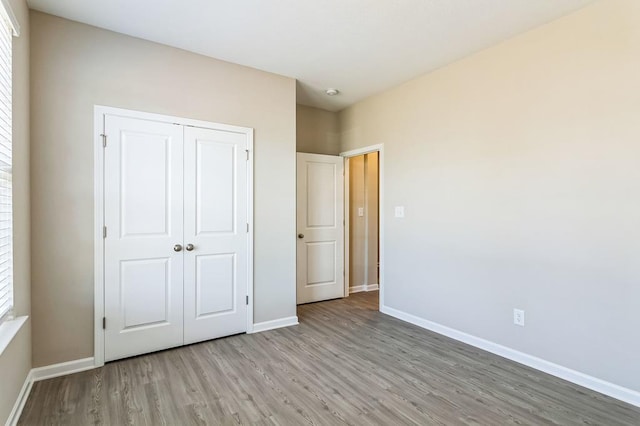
[0,0,18,324]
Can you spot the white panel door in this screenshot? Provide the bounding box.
[183,126,248,344]
[104,116,184,361]
[296,153,344,304]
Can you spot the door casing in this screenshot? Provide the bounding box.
[93,105,254,367]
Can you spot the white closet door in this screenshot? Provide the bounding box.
[104,116,184,362]
[183,126,248,344]
[296,153,344,304]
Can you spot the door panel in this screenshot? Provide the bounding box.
[297,153,344,304]
[306,241,336,285]
[307,162,338,227]
[104,116,184,362]
[196,141,236,234]
[121,258,171,329]
[120,132,171,237]
[196,253,235,317]
[183,127,248,344]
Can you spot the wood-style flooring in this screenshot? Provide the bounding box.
[19,291,640,425]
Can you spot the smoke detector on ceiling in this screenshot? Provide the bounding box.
[325,88,340,96]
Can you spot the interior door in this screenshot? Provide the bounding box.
[183,126,249,344]
[104,116,184,362]
[296,153,344,304]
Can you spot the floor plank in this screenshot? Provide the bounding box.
[19,291,640,425]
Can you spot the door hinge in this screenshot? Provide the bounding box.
[246,223,249,233]
[246,295,249,305]
[245,150,249,161]
[102,317,106,329]
[100,133,107,147]
[103,226,107,238]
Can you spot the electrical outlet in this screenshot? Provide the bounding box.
[358,207,364,217]
[513,309,525,327]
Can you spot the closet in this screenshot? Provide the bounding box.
[99,110,252,362]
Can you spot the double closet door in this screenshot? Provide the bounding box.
[103,114,250,362]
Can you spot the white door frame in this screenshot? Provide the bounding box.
[340,144,384,311]
[93,105,254,367]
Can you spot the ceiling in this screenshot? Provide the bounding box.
[27,0,594,112]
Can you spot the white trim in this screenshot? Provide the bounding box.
[251,316,299,333]
[343,159,350,297]
[340,144,385,159]
[0,0,20,36]
[94,105,254,134]
[0,316,27,356]
[381,304,640,408]
[93,105,255,365]
[6,358,96,425]
[5,370,32,426]
[349,284,379,294]
[340,144,385,311]
[93,108,105,367]
[363,155,370,290]
[30,357,96,382]
[246,129,255,333]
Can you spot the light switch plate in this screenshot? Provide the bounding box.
[395,206,405,218]
[358,207,364,217]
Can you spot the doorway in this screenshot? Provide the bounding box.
[342,145,384,311]
[295,145,384,310]
[346,152,379,293]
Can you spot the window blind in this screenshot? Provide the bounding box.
[0,15,12,323]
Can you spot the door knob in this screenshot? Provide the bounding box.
[298,233,304,239]
[186,243,195,251]
[173,244,183,252]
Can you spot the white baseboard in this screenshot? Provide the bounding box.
[5,371,33,426]
[6,357,96,426]
[252,316,299,333]
[381,305,640,408]
[30,357,96,382]
[349,283,379,294]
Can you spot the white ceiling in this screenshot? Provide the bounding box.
[27,0,594,112]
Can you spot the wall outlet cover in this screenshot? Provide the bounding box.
[513,309,525,327]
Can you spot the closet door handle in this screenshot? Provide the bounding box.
[173,244,183,252]
[186,243,195,251]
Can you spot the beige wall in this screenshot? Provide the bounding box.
[349,156,365,288]
[296,104,340,155]
[340,0,640,392]
[30,11,296,367]
[349,153,378,289]
[365,153,379,285]
[0,0,31,423]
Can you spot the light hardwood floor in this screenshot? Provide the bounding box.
[19,291,640,425]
